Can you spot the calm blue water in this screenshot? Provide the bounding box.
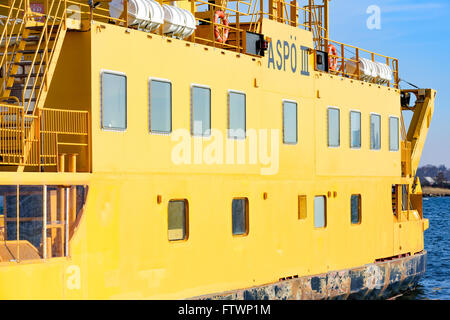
[399,197,450,300]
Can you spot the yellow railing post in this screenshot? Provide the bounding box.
[124,0,128,27]
[24,0,31,22]
[16,185,19,261]
[355,48,360,79]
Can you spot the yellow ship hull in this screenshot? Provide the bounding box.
[0,2,434,299]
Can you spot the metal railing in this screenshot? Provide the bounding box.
[0,103,89,168]
[0,0,28,101]
[2,1,398,86]
[41,108,89,135]
[324,38,399,88]
[0,103,24,164]
[78,0,399,87]
[0,0,69,111]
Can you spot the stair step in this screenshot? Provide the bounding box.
[11,73,44,78]
[6,85,41,90]
[0,99,20,104]
[17,49,52,54]
[26,25,60,31]
[24,37,56,42]
[13,61,46,66]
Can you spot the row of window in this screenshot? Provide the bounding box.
[327,107,400,151]
[167,194,362,241]
[100,71,399,151]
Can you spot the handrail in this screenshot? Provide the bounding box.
[23,0,67,114]
[0,0,398,74]
[41,108,89,135]
[323,38,399,88]
[322,37,397,61]
[0,1,89,170]
[0,103,24,165]
[0,103,88,167]
[0,0,27,95]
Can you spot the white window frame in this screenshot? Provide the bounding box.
[349,109,362,149]
[350,194,362,225]
[314,195,327,229]
[369,112,382,151]
[388,115,400,152]
[327,106,340,148]
[149,77,172,135]
[100,69,127,132]
[190,84,212,137]
[227,89,247,140]
[282,99,298,145]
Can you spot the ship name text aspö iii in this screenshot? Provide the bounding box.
[0,0,436,299]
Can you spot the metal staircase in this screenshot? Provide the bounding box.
[0,0,87,172]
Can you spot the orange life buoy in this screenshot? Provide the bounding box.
[214,10,229,43]
[328,44,338,71]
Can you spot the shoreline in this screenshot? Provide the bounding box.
[422,186,450,197]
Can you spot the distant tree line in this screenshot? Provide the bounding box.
[417,165,450,187]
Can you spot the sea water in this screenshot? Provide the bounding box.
[399,197,450,300]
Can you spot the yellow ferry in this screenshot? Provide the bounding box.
[0,0,436,299]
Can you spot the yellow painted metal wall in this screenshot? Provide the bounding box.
[0,19,426,299]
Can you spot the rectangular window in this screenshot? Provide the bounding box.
[389,116,399,151]
[19,185,44,259]
[191,85,211,137]
[228,91,246,139]
[401,185,409,211]
[0,185,87,261]
[101,71,127,130]
[283,101,298,144]
[370,114,381,150]
[232,198,249,236]
[327,107,340,147]
[350,111,361,148]
[298,195,307,220]
[149,79,172,134]
[351,195,361,224]
[314,196,327,228]
[168,200,188,241]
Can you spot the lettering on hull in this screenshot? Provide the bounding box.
[267,39,310,76]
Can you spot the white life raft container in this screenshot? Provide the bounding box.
[162,4,196,39]
[109,0,163,32]
[346,57,393,84]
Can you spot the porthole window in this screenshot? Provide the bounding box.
[232,198,249,236]
[350,194,362,224]
[168,200,189,241]
[314,196,327,228]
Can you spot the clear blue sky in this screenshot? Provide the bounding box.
[329,0,450,167]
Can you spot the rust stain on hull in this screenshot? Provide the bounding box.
[192,251,427,300]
